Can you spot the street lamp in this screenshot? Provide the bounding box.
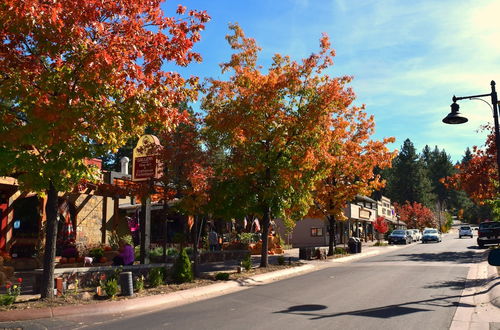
[442,80,500,186]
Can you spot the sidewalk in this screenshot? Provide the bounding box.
[450,257,500,330]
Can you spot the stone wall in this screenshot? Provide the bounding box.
[73,194,104,247]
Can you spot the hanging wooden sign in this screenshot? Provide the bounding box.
[132,135,161,181]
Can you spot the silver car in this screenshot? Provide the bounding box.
[422,229,442,243]
[459,225,473,238]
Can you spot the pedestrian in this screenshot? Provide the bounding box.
[208,229,219,251]
[112,239,135,266]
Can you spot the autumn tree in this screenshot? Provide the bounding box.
[395,201,436,229]
[444,129,498,203]
[0,1,209,298]
[203,24,347,267]
[312,105,395,255]
[373,216,388,242]
[153,110,213,274]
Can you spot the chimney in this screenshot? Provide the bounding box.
[120,157,130,175]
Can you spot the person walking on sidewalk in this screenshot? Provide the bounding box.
[209,229,219,251]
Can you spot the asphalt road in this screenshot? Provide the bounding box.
[73,233,483,330]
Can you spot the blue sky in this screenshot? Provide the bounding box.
[165,0,500,162]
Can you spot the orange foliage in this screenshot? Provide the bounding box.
[443,128,498,203]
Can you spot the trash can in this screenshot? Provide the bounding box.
[299,247,315,260]
[120,271,134,296]
[357,239,362,253]
[348,237,358,254]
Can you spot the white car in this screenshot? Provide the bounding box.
[422,229,442,243]
[459,225,473,238]
[411,229,422,241]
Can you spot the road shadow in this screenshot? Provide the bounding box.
[274,280,499,320]
[384,251,480,264]
[423,278,487,291]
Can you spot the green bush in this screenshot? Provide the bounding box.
[148,267,165,287]
[374,241,388,246]
[172,248,193,284]
[135,275,145,292]
[88,247,104,259]
[334,247,347,255]
[241,254,252,271]
[167,247,179,257]
[238,232,260,244]
[103,278,119,298]
[215,272,230,281]
[0,294,16,306]
[149,246,164,257]
[184,247,193,255]
[277,255,286,265]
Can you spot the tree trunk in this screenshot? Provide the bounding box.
[259,205,271,267]
[162,201,169,263]
[40,181,58,299]
[327,215,337,256]
[193,216,201,278]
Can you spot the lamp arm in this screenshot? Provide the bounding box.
[453,92,492,102]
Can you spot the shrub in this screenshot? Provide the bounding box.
[238,232,260,245]
[102,278,119,298]
[88,247,104,260]
[184,247,193,255]
[334,247,347,255]
[241,254,252,271]
[277,255,285,265]
[167,248,179,257]
[215,272,230,281]
[148,267,165,287]
[135,275,145,292]
[0,278,22,306]
[149,246,164,257]
[172,248,193,284]
[373,241,388,246]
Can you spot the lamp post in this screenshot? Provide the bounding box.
[442,80,500,188]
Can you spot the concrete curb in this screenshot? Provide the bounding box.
[488,264,500,308]
[0,245,397,323]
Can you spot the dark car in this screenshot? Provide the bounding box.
[477,221,500,248]
[422,229,441,243]
[388,230,412,245]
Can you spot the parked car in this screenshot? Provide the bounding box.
[458,225,473,239]
[388,229,413,245]
[407,229,417,242]
[410,229,422,241]
[422,229,441,243]
[477,221,500,248]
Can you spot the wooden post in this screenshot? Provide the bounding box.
[140,181,152,265]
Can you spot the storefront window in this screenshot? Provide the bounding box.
[311,228,323,237]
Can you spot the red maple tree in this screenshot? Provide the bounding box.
[395,201,436,229]
[374,216,389,234]
[443,127,498,203]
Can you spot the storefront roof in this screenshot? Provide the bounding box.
[355,194,377,204]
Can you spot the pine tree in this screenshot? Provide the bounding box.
[385,139,434,207]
